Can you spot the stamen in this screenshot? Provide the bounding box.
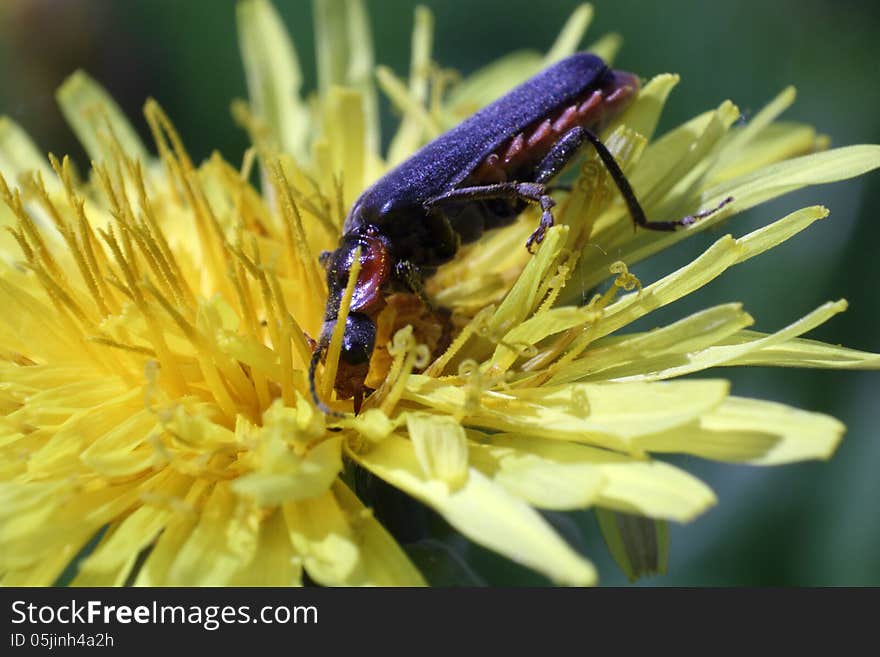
[456,359,483,418]
[375,326,423,415]
[423,305,494,377]
[50,154,115,316]
[267,160,327,314]
[0,171,62,278]
[320,245,362,405]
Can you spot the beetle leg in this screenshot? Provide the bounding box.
[425,181,545,206]
[577,127,735,231]
[423,210,460,262]
[425,181,557,253]
[533,126,733,231]
[534,126,589,184]
[394,259,432,307]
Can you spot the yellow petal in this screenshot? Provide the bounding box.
[578,207,827,338]
[721,333,880,369]
[165,484,257,586]
[469,439,605,510]
[476,434,716,522]
[491,306,598,373]
[227,508,303,586]
[569,299,847,384]
[0,116,55,184]
[487,224,568,337]
[705,144,880,214]
[385,6,436,165]
[0,277,83,362]
[237,0,310,158]
[429,215,532,311]
[79,408,163,478]
[345,408,400,443]
[569,103,739,295]
[0,480,69,561]
[283,489,360,586]
[446,52,544,115]
[76,486,183,584]
[135,508,199,586]
[72,478,200,587]
[56,71,150,165]
[710,86,798,180]
[711,121,822,184]
[134,479,213,586]
[620,73,680,144]
[543,4,594,64]
[587,33,622,63]
[232,435,342,505]
[405,375,729,453]
[319,87,367,208]
[406,412,469,490]
[735,205,828,263]
[567,130,875,298]
[631,102,739,210]
[351,435,596,585]
[314,0,379,158]
[550,303,753,384]
[3,534,93,586]
[635,396,845,465]
[1,478,145,572]
[334,481,427,586]
[14,383,144,478]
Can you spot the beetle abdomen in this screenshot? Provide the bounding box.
[467,69,639,186]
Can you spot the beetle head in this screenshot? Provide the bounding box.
[322,227,391,352]
[312,225,392,411]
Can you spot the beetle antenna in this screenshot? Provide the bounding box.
[309,347,346,418]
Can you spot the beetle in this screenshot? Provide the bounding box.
[310,52,731,414]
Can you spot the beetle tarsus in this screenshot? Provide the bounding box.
[638,195,736,231]
[526,194,557,253]
[681,195,735,225]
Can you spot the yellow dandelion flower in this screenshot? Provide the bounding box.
[1,0,879,587]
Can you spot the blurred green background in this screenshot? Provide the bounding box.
[1,0,878,586]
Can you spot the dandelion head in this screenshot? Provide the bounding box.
[1,0,879,586]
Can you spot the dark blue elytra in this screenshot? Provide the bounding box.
[344,53,613,250]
